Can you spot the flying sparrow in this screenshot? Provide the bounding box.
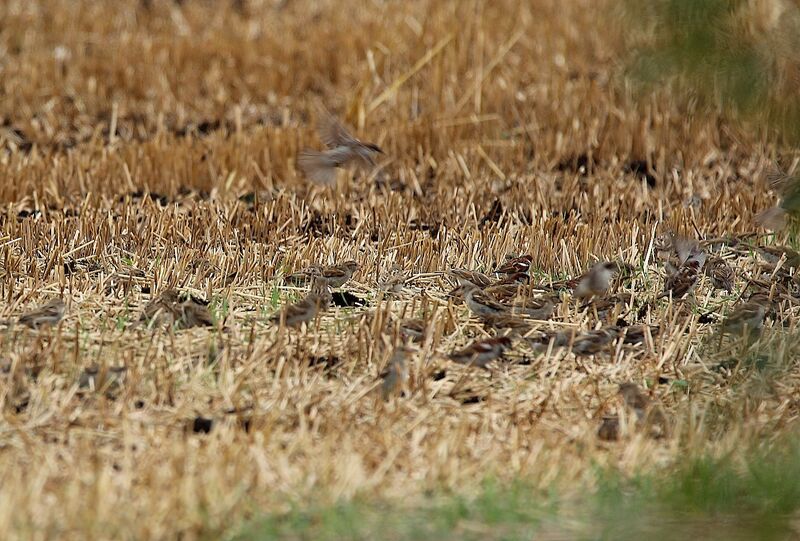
[271,277,331,327]
[448,269,494,288]
[574,261,620,300]
[380,346,413,400]
[494,254,533,275]
[462,284,509,318]
[571,327,620,355]
[16,298,66,329]
[720,293,771,336]
[447,336,513,369]
[298,108,383,186]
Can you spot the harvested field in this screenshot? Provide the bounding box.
[0,0,799,539]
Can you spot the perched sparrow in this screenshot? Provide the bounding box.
[318,261,359,288]
[398,318,427,343]
[292,261,359,288]
[618,382,668,438]
[462,284,509,318]
[480,314,533,335]
[483,283,525,302]
[597,415,620,441]
[621,325,659,345]
[448,269,493,288]
[178,298,215,329]
[17,298,66,329]
[661,247,706,299]
[271,277,331,327]
[298,109,383,186]
[574,262,619,300]
[755,245,800,269]
[617,382,650,420]
[704,256,735,293]
[141,289,182,326]
[380,347,413,400]
[571,327,620,355]
[494,255,533,275]
[492,272,531,287]
[508,295,556,319]
[525,330,571,352]
[720,293,771,336]
[448,337,513,368]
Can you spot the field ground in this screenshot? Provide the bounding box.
[1,1,799,539]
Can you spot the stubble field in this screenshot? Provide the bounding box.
[1,1,799,539]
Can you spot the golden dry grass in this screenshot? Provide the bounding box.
[0,0,798,539]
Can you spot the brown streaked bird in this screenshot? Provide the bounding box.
[178,298,215,329]
[483,283,525,302]
[597,415,620,441]
[380,346,413,400]
[298,108,383,186]
[492,272,531,287]
[462,284,509,318]
[140,289,181,326]
[291,261,359,289]
[271,277,332,327]
[448,269,494,288]
[704,255,735,293]
[571,327,620,355]
[617,382,668,438]
[397,318,427,343]
[17,298,66,330]
[755,245,800,269]
[448,337,513,369]
[574,261,620,300]
[720,293,771,336]
[661,247,706,299]
[480,313,533,335]
[621,325,659,345]
[494,254,533,275]
[508,295,557,320]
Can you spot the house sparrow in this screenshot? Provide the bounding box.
[508,295,556,319]
[755,245,800,269]
[398,318,427,343]
[448,269,494,288]
[298,108,383,186]
[483,283,525,302]
[380,346,413,400]
[621,325,659,345]
[571,327,620,355]
[618,382,668,438]
[661,247,706,299]
[480,314,533,335]
[579,293,632,319]
[704,255,735,293]
[291,261,359,288]
[597,415,620,441]
[462,284,509,318]
[140,289,181,326]
[494,254,533,275]
[448,337,513,368]
[492,272,531,287]
[17,298,66,329]
[271,277,331,327]
[720,293,771,336]
[574,261,619,300]
[178,298,215,329]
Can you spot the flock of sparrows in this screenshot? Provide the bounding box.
[3,109,798,443]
